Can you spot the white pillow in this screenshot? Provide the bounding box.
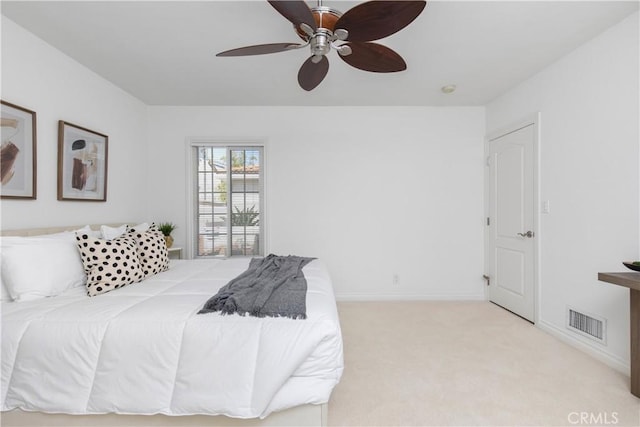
[100,224,128,240]
[1,230,82,302]
[34,230,78,242]
[129,222,149,233]
[1,236,87,302]
[75,225,101,238]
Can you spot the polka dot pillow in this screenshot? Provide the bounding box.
[76,233,145,297]
[126,224,169,278]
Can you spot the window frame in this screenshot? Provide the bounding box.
[186,139,266,259]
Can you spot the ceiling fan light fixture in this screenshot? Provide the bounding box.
[299,23,315,37]
[337,44,353,57]
[334,29,349,41]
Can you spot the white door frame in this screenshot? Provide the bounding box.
[484,113,541,323]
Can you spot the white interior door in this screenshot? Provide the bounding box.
[486,122,537,322]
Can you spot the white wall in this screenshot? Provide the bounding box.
[1,17,148,229]
[147,106,485,300]
[486,12,639,371]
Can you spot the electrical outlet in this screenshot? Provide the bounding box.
[393,274,399,285]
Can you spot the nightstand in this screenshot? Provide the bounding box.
[167,247,182,260]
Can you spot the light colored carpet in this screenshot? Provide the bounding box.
[328,301,640,426]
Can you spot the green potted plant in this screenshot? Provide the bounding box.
[157,222,176,248]
[231,205,260,226]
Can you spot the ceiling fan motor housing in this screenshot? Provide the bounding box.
[296,6,342,38]
[310,29,331,56]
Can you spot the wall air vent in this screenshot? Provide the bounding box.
[566,307,606,344]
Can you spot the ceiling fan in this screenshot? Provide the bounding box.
[216,0,427,91]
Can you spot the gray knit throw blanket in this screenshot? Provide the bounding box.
[198,254,315,319]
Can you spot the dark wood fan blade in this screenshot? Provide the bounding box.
[335,1,426,42]
[216,43,302,57]
[298,56,329,91]
[268,1,317,31]
[338,42,406,72]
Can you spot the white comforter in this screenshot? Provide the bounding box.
[1,258,343,418]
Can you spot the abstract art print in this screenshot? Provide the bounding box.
[0,100,37,199]
[58,121,108,201]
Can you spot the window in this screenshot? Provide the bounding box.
[193,145,263,257]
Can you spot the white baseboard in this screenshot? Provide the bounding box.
[536,319,630,376]
[335,293,486,302]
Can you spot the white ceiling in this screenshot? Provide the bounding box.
[2,0,638,106]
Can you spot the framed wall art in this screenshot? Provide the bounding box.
[58,121,108,202]
[1,100,37,199]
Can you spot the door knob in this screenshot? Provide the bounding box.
[517,231,534,238]
[482,275,490,286]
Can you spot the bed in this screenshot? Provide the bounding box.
[0,224,343,426]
